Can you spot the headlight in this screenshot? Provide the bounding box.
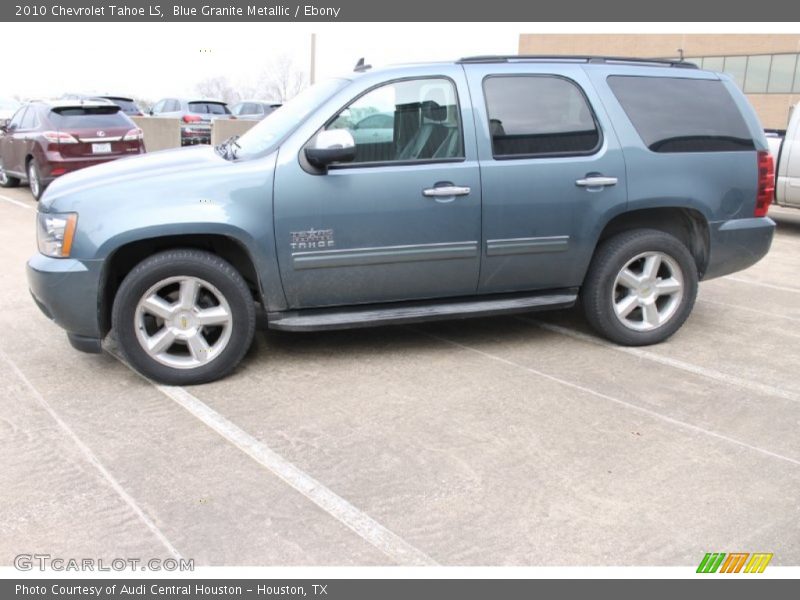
[37,212,78,258]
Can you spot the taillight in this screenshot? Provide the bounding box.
[123,127,143,141]
[42,131,78,144]
[182,115,202,123]
[755,150,775,217]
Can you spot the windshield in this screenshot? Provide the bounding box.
[235,78,349,159]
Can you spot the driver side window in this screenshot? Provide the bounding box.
[323,77,463,165]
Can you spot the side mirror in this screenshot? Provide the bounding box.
[148,109,154,116]
[305,129,356,169]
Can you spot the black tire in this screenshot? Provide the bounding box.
[27,158,44,200]
[581,229,698,346]
[112,249,256,385]
[0,160,20,188]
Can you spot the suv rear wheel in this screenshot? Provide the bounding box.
[581,229,698,346]
[27,159,43,200]
[112,249,256,385]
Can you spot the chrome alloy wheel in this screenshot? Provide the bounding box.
[611,251,684,332]
[134,276,233,369]
[27,162,40,198]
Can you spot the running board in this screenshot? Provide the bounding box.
[267,290,578,332]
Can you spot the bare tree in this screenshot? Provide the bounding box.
[195,76,241,105]
[254,54,308,102]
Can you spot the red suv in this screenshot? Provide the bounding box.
[0,100,145,200]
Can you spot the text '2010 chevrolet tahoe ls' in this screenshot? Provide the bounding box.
[27,56,776,385]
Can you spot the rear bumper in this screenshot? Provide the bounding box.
[27,253,104,341]
[181,126,211,146]
[40,152,144,184]
[703,217,775,280]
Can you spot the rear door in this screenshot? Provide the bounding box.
[463,63,628,294]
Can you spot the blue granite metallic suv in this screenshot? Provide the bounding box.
[27,56,776,384]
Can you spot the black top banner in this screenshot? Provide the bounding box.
[2,0,800,21]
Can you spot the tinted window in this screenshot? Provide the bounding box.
[483,76,600,158]
[20,107,38,129]
[608,76,754,153]
[189,102,231,115]
[321,77,463,164]
[50,106,131,128]
[9,107,26,128]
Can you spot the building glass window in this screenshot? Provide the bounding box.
[723,56,748,89]
[794,56,800,93]
[767,54,798,93]
[744,55,772,93]
[702,56,725,72]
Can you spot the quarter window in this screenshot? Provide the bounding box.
[483,76,600,158]
[608,76,754,153]
[320,78,463,165]
[20,107,37,129]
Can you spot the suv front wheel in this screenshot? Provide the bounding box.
[112,249,256,385]
[581,229,698,346]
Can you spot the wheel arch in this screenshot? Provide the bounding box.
[592,206,710,280]
[99,233,263,336]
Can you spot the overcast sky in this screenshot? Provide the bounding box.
[3,22,795,102]
[0,23,521,101]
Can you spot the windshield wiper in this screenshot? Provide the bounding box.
[214,135,241,160]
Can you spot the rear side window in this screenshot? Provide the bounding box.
[50,106,131,128]
[189,102,231,115]
[607,76,754,153]
[483,75,600,158]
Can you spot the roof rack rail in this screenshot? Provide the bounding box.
[456,55,698,69]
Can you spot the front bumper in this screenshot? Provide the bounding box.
[27,253,105,344]
[703,217,776,280]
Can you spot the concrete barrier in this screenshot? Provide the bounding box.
[132,117,182,152]
[211,119,258,146]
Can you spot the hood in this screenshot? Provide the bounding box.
[41,145,228,210]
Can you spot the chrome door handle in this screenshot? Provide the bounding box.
[423,185,471,197]
[576,176,618,187]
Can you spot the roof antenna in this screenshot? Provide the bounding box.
[354,57,372,72]
[676,48,684,62]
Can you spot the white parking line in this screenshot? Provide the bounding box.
[110,353,437,566]
[418,330,800,468]
[0,347,183,560]
[526,320,800,405]
[724,276,800,294]
[699,298,800,323]
[0,193,34,210]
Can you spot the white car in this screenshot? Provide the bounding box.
[773,104,800,209]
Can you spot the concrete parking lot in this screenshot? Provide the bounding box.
[1,185,799,567]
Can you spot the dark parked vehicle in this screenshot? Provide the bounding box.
[150,98,232,145]
[27,56,775,384]
[0,100,145,199]
[230,100,282,121]
[62,94,145,117]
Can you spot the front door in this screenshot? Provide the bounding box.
[273,72,481,309]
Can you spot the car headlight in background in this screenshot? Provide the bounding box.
[37,212,78,258]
